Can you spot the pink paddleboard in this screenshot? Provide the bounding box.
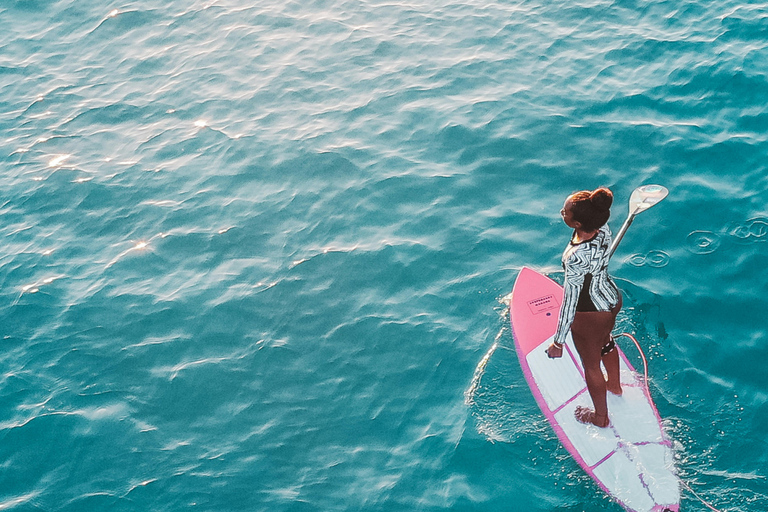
[510,267,679,512]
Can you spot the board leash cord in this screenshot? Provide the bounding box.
[615,332,725,512]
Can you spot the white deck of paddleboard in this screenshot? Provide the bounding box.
[526,334,679,512]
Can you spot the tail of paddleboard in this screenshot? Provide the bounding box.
[510,267,680,512]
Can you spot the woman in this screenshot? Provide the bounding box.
[546,187,622,428]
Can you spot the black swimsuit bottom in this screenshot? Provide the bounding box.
[575,273,598,312]
[576,273,616,355]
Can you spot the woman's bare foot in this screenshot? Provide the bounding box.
[575,406,609,427]
[606,381,623,396]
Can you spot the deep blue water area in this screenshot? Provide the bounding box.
[1,1,766,510]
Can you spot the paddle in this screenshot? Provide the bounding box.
[607,184,669,259]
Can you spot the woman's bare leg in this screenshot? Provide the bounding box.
[571,297,621,428]
[572,328,609,427]
[603,296,623,396]
[603,346,622,396]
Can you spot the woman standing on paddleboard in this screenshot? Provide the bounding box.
[546,187,622,428]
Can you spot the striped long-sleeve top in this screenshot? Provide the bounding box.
[553,224,620,347]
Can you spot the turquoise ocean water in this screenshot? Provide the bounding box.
[1,1,766,510]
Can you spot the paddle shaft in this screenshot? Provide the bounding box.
[607,213,635,259]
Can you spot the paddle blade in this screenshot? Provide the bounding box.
[608,184,669,258]
[629,185,668,215]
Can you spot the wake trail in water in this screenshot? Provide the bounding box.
[464,340,498,406]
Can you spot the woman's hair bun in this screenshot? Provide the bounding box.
[589,187,613,212]
[568,187,613,231]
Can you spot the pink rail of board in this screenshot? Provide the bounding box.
[510,267,679,512]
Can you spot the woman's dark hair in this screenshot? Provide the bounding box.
[569,187,613,231]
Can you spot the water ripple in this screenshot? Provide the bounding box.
[686,217,768,255]
[627,250,671,268]
[686,231,721,254]
[727,217,768,241]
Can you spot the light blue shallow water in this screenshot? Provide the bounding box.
[1,1,766,510]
